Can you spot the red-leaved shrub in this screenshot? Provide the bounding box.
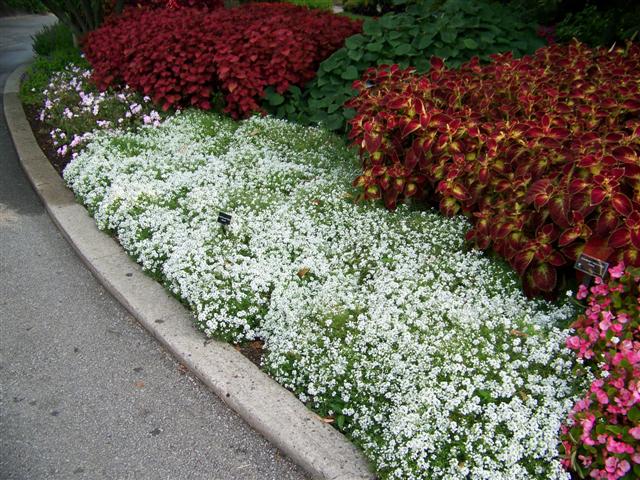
[83,3,361,117]
[347,41,640,296]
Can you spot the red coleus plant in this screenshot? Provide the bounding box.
[347,41,640,296]
[83,3,361,117]
[561,264,640,480]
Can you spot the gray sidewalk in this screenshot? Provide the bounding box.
[0,15,308,480]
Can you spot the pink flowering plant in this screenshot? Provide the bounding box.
[561,263,640,479]
[25,62,169,162]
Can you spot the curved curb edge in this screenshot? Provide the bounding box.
[4,64,375,480]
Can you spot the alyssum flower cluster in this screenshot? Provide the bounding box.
[63,110,586,479]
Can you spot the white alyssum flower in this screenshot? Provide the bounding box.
[63,110,587,480]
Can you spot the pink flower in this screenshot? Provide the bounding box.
[567,335,582,350]
[609,262,625,279]
[578,283,589,299]
[606,436,635,454]
[629,426,640,440]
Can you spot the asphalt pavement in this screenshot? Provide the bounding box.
[0,14,309,480]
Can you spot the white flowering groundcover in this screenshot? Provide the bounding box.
[63,110,586,480]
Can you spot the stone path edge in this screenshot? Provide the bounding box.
[4,64,375,480]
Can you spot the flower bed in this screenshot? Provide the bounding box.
[347,41,640,296]
[83,2,362,117]
[61,107,587,479]
[561,265,640,480]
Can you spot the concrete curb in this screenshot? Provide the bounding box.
[4,64,375,480]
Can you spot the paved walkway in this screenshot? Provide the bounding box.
[0,15,308,480]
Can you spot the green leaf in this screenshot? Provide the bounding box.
[414,32,435,50]
[366,42,384,52]
[463,38,478,49]
[341,66,359,80]
[393,43,412,55]
[347,49,363,61]
[336,414,345,429]
[440,29,457,44]
[324,113,344,131]
[380,14,399,29]
[265,91,284,106]
[345,34,365,49]
[363,19,382,36]
[629,405,640,423]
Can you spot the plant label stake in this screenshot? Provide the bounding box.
[575,253,609,288]
[217,212,232,233]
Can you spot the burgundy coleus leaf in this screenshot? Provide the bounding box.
[571,192,596,217]
[561,241,584,262]
[528,262,558,292]
[439,196,459,216]
[548,196,571,229]
[621,246,640,267]
[622,99,640,111]
[364,133,383,155]
[611,192,633,216]
[536,223,560,243]
[401,119,421,138]
[430,56,445,72]
[383,188,399,210]
[590,187,607,206]
[596,208,621,236]
[609,211,640,249]
[612,145,638,164]
[512,249,536,277]
[569,178,590,194]
[379,174,391,190]
[405,182,419,197]
[525,179,553,209]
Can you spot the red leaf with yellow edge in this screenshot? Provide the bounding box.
[364,133,382,154]
[612,146,638,164]
[405,182,418,197]
[559,227,582,247]
[450,183,470,201]
[611,192,633,216]
[569,178,589,194]
[623,247,640,267]
[430,56,444,72]
[401,120,421,139]
[548,196,571,229]
[365,184,381,200]
[596,208,620,236]
[512,249,535,276]
[529,262,557,292]
[370,165,386,177]
[439,196,459,216]
[590,187,606,206]
[609,228,630,248]
[561,241,584,262]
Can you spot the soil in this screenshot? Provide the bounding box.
[21,100,266,368]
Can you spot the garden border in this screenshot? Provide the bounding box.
[3,64,375,480]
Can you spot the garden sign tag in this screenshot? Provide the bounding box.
[575,253,609,279]
[217,212,232,226]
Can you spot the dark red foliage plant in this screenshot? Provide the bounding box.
[83,3,361,117]
[346,41,640,296]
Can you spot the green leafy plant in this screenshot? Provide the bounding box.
[20,49,86,105]
[0,0,47,14]
[284,0,333,9]
[555,3,640,47]
[342,0,415,16]
[266,0,543,132]
[31,22,75,56]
